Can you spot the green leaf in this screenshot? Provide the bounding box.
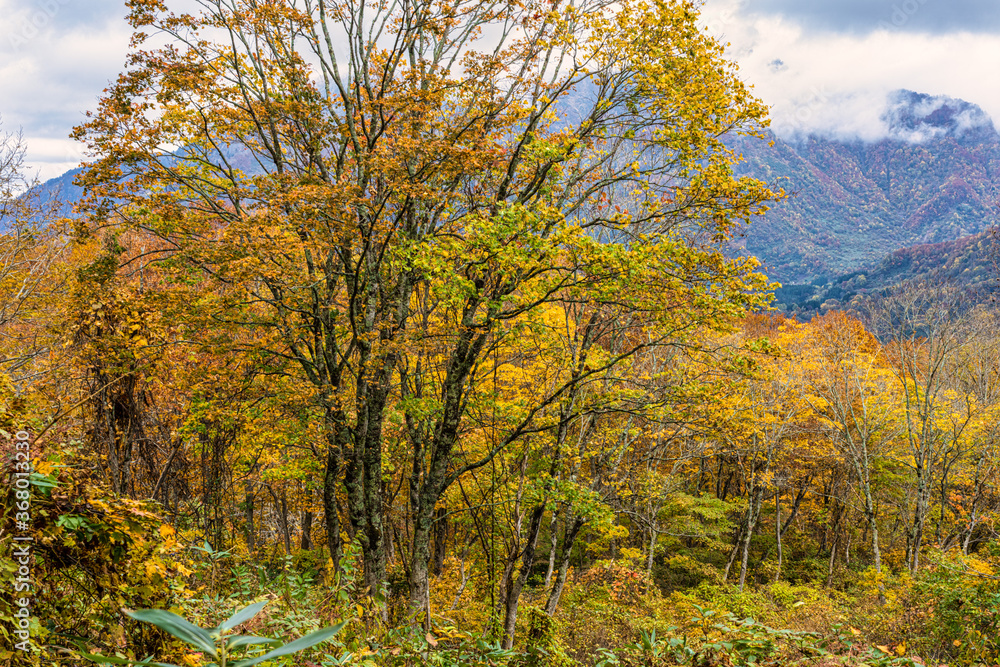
[76,646,179,667]
[225,635,280,650]
[232,622,345,667]
[216,601,268,633]
[29,472,59,489]
[126,609,219,659]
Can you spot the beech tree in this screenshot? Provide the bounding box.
[73,0,778,616]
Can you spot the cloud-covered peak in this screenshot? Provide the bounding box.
[769,89,998,146]
[883,90,996,142]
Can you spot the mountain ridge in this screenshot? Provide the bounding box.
[733,89,1000,284]
[19,89,1000,307]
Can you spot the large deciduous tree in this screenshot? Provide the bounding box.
[74,0,777,612]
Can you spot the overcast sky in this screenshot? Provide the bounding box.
[2,0,1000,180]
[702,0,1000,141]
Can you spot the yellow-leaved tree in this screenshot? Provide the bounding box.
[72,0,779,629]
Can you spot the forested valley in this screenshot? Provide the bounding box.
[4,1,1000,666]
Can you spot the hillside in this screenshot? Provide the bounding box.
[21,91,1000,306]
[772,228,998,316]
[733,90,1000,284]
[28,165,84,220]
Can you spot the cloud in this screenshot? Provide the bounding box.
[702,0,1000,142]
[745,0,1000,36]
[0,0,131,180]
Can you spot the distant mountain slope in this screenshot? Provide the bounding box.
[23,139,281,222]
[21,90,1000,302]
[26,166,85,220]
[733,91,1000,284]
[773,229,998,317]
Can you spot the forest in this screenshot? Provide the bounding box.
[3,0,1000,666]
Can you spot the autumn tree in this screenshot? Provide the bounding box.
[806,311,899,601]
[73,0,778,617]
[865,283,979,571]
[0,122,67,378]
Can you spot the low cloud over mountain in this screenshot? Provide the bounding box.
[731,90,1000,284]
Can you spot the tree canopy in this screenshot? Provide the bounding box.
[71,0,778,620]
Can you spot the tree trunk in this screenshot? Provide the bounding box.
[774,490,782,583]
[907,462,931,572]
[646,526,657,576]
[301,510,314,551]
[323,443,343,570]
[963,457,986,554]
[826,536,838,587]
[737,485,763,591]
[281,490,291,555]
[544,512,559,587]
[244,482,256,553]
[546,516,585,616]
[432,506,448,576]
[269,485,292,556]
[500,504,545,649]
[862,487,886,605]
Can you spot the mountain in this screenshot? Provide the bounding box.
[732,90,1000,284]
[15,166,86,222]
[22,142,273,222]
[772,229,998,316]
[19,90,1000,310]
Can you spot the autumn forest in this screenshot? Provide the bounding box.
[3,0,1000,666]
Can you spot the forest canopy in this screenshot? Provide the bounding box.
[4,1,1000,667]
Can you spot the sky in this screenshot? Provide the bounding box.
[1,0,1000,181]
[701,0,1000,141]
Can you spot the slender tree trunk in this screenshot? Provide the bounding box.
[738,485,764,591]
[826,536,838,587]
[269,485,292,556]
[301,510,314,551]
[908,463,931,572]
[871,521,886,604]
[546,516,585,616]
[963,457,986,554]
[281,490,291,555]
[544,512,559,587]
[861,480,886,605]
[723,528,741,583]
[647,526,657,576]
[774,490,782,583]
[244,481,256,553]
[500,505,545,649]
[386,518,396,566]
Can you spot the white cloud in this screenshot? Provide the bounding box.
[0,0,131,180]
[702,0,1000,142]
